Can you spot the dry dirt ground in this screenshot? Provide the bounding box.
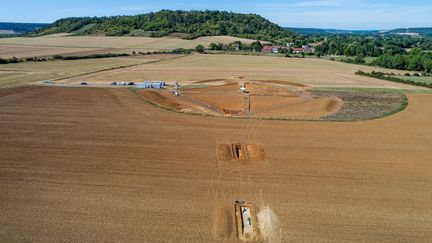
[137,81,342,120]
[1,86,431,242]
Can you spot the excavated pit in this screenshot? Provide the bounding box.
[217,144,265,162]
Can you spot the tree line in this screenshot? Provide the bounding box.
[356,70,432,88]
[313,35,432,73]
[372,49,432,73]
[206,41,263,52]
[315,35,432,56]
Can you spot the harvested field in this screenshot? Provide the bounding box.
[194,35,270,45]
[0,35,204,50]
[1,86,432,242]
[0,35,264,53]
[60,54,429,90]
[0,54,179,88]
[0,45,115,59]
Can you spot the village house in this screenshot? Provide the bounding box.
[232,42,241,51]
[308,42,324,47]
[291,48,305,54]
[262,45,286,53]
[262,46,273,53]
[290,42,322,54]
[302,45,311,52]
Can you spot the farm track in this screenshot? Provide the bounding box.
[53,55,188,82]
[0,86,432,242]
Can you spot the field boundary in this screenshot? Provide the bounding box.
[53,54,188,82]
[356,70,432,89]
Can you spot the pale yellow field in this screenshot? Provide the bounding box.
[194,35,270,44]
[0,35,264,54]
[0,45,116,59]
[61,54,428,90]
[0,55,178,88]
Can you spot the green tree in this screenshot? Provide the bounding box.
[354,55,365,64]
[251,41,263,52]
[195,44,205,53]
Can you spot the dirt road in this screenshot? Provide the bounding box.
[0,87,431,242]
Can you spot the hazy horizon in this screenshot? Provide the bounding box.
[1,0,432,30]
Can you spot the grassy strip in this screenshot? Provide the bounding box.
[313,90,408,121]
[388,94,408,117]
[312,87,432,94]
[311,87,405,93]
[356,70,432,89]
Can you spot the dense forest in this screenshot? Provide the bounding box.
[315,35,432,57]
[313,35,432,73]
[372,49,432,73]
[30,10,297,41]
[286,27,378,36]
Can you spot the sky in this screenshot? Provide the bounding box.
[1,0,432,30]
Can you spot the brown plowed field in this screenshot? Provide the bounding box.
[1,86,432,242]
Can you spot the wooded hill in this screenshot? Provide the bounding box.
[384,28,432,36]
[285,27,378,36]
[0,22,48,34]
[30,10,297,41]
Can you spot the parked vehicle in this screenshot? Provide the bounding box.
[81,82,88,85]
[111,82,117,86]
[128,82,135,86]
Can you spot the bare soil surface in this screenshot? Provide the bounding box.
[140,81,342,120]
[1,86,432,242]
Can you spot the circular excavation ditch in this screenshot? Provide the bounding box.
[135,80,343,120]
